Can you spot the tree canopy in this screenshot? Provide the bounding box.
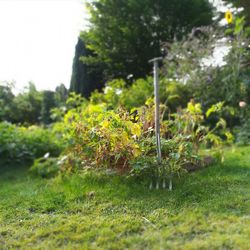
[0,82,68,125]
[81,0,213,81]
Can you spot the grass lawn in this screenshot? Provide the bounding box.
[0,147,250,250]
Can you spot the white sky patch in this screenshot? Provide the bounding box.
[210,0,231,12]
[0,0,88,92]
[202,43,231,68]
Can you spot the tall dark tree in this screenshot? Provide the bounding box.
[82,0,214,81]
[70,38,103,98]
[55,83,68,106]
[40,90,56,124]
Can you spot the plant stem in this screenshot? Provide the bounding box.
[169,178,172,191]
[162,178,166,189]
[149,180,153,190]
[156,180,159,190]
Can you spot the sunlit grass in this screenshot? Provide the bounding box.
[0,147,250,249]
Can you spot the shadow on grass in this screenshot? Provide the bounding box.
[0,160,33,184]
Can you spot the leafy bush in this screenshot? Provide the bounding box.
[90,78,154,110]
[90,77,191,113]
[15,89,230,191]
[57,98,231,191]
[162,80,192,112]
[130,136,199,189]
[130,100,232,189]
[63,104,142,172]
[0,122,63,162]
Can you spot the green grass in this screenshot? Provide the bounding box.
[1,147,250,250]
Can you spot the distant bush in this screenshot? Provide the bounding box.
[90,78,153,110]
[89,77,191,113]
[0,122,63,162]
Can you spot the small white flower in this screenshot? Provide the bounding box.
[127,74,134,80]
[44,152,50,159]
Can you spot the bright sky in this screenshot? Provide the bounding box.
[0,0,88,92]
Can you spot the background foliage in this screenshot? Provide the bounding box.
[0,122,63,163]
[70,0,213,96]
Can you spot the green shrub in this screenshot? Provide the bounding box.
[90,78,154,110]
[0,122,63,162]
[130,100,232,189]
[63,104,142,172]
[89,77,191,112]
[162,80,192,112]
[36,91,232,189]
[130,136,199,187]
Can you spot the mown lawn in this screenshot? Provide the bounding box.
[0,147,250,250]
